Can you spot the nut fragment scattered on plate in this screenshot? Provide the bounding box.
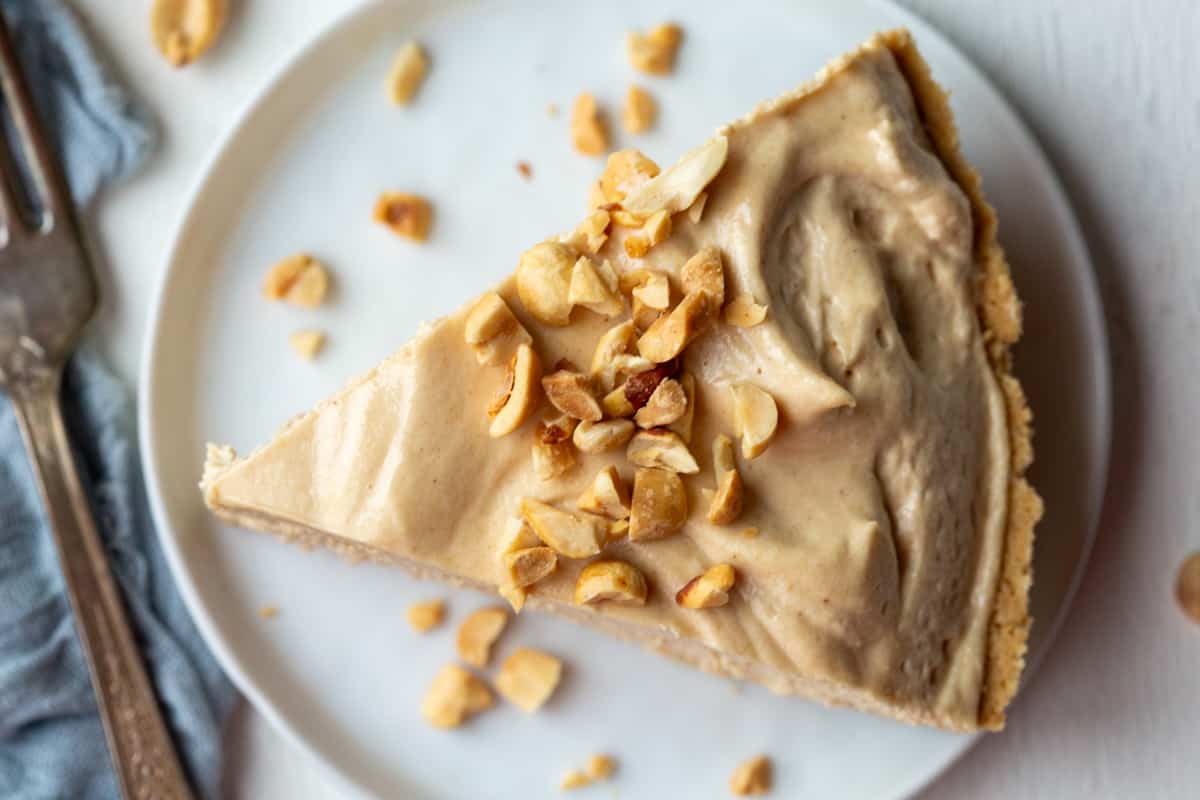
[517,161,533,180]
[585,754,616,781]
[560,770,590,791]
[288,330,325,361]
[421,664,494,729]
[456,606,509,668]
[494,647,563,712]
[262,254,330,308]
[570,92,609,157]
[386,40,429,105]
[729,755,772,796]
[1177,551,1200,623]
[151,0,226,67]
[406,599,446,633]
[258,604,278,619]
[626,22,683,75]
[676,564,737,609]
[622,85,657,133]
[373,192,433,241]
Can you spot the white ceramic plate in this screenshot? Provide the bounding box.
[139,1,1110,797]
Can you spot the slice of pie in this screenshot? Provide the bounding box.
[202,29,1041,732]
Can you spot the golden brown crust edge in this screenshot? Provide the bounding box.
[881,28,1043,730]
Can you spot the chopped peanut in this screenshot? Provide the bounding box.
[543,369,603,421]
[568,256,624,318]
[586,754,616,781]
[406,599,446,632]
[629,467,688,541]
[289,330,325,360]
[560,770,591,791]
[602,385,636,418]
[686,191,708,224]
[517,241,576,326]
[503,546,558,588]
[626,23,683,75]
[373,192,433,241]
[576,465,631,520]
[495,648,563,712]
[575,560,648,606]
[573,418,636,453]
[570,92,609,156]
[637,291,713,363]
[668,372,696,443]
[622,85,657,134]
[464,292,532,366]
[730,383,779,458]
[590,321,640,390]
[564,210,611,254]
[533,419,577,480]
[596,149,660,206]
[420,664,494,729]
[262,254,330,308]
[386,41,429,105]
[151,0,226,67]
[635,377,688,428]
[623,209,672,258]
[627,428,700,473]
[520,498,606,558]
[623,360,677,410]
[676,564,736,609]
[621,135,727,217]
[707,434,744,525]
[456,606,509,668]
[724,295,768,327]
[681,246,725,308]
[489,344,542,437]
[729,755,772,796]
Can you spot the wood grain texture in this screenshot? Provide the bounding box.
[71,0,1199,796]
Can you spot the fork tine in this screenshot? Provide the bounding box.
[0,10,71,229]
[0,129,30,238]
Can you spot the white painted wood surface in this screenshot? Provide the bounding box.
[70,0,1198,796]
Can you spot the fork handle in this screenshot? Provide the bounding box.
[9,369,196,800]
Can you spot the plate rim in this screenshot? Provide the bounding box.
[135,1,1111,797]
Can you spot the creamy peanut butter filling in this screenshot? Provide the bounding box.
[205,45,1009,726]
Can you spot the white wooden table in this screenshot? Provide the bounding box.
[73,0,1199,796]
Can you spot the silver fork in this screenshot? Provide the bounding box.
[0,14,195,800]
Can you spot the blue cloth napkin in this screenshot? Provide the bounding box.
[0,2,234,799]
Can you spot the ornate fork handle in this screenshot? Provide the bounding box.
[9,368,195,800]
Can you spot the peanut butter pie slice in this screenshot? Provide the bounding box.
[202,29,1040,731]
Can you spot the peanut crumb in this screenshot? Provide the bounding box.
[258,605,278,619]
[622,85,657,134]
[517,160,533,180]
[570,92,609,157]
[373,192,433,241]
[546,102,560,118]
[729,755,772,796]
[1177,551,1200,623]
[626,23,683,75]
[288,330,325,360]
[560,769,590,791]
[585,754,616,781]
[406,599,446,632]
[262,254,330,307]
[386,41,429,105]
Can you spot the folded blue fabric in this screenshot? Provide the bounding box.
[0,2,234,799]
